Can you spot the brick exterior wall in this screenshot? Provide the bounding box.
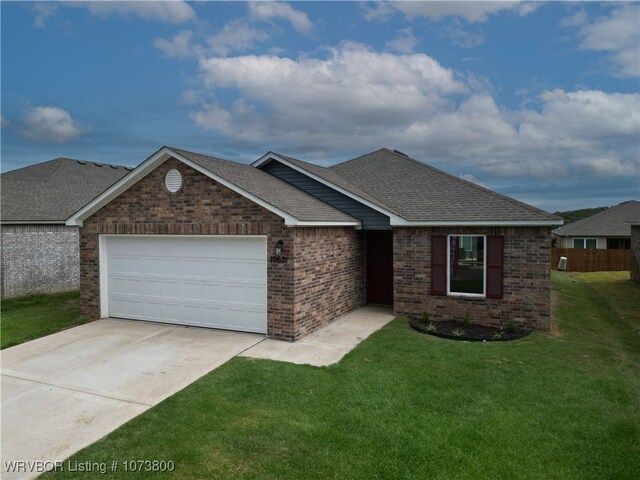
[78,158,362,340]
[292,228,364,339]
[394,226,552,331]
[1,224,79,299]
[631,225,640,283]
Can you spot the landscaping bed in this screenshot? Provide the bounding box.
[409,317,531,341]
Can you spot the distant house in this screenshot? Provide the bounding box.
[1,158,130,299]
[631,221,640,283]
[552,200,640,250]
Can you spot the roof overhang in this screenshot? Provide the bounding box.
[66,147,361,229]
[396,220,564,227]
[253,152,407,225]
[1,220,67,225]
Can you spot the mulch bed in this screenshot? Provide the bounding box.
[409,318,531,342]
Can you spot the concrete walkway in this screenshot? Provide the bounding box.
[1,320,263,480]
[242,306,394,366]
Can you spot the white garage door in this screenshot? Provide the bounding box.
[102,236,267,333]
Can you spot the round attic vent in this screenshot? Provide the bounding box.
[165,169,182,193]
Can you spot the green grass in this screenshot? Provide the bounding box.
[43,272,639,479]
[1,291,88,349]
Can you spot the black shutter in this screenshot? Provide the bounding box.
[431,235,447,296]
[486,235,504,299]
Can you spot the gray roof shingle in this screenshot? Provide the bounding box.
[1,158,131,223]
[168,147,358,223]
[329,149,561,223]
[552,200,640,237]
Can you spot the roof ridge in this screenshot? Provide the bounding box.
[1,157,131,176]
[166,145,251,169]
[270,151,330,170]
[331,147,392,169]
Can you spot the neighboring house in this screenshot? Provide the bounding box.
[552,200,640,250]
[631,221,640,283]
[1,158,131,299]
[66,146,562,341]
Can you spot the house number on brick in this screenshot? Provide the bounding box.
[270,255,289,264]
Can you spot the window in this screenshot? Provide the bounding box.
[448,235,485,296]
[431,235,503,299]
[573,238,597,249]
[607,238,630,250]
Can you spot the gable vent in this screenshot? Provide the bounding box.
[165,169,183,193]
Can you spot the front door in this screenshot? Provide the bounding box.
[366,231,393,305]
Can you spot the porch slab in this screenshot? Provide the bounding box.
[241,306,394,366]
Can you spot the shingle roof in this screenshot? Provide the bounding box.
[168,147,358,223]
[552,200,640,237]
[1,158,131,223]
[328,148,561,223]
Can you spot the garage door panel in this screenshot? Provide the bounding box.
[104,236,267,333]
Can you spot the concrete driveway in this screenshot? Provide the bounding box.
[1,319,263,480]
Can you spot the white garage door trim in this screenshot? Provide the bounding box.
[98,234,267,334]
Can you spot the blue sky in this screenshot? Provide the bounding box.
[2,1,639,212]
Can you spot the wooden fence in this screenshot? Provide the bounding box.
[551,248,630,272]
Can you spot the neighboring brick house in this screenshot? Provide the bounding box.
[552,201,640,250]
[1,159,130,298]
[631,223,640,284]
[67,146,562,340]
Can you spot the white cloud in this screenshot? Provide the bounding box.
[207,20,269,56]
[187,44,638,180]
[564,5,640,77]
[460,174,486,187]
[77,1,196,23]
[0,115,10,128]
[22,106,83,143]
[154,30,202,58]
[197,44,466,117]
[387,27,418,53]
[438,19,485,48]
[32,2,58,28]
[155,21,269,59]
[378,1,534,23]
[33,1,196,26]
[360,1,396,22]
[179,89,203,106]
[248,1,312,33]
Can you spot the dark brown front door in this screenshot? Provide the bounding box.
[366,230,393,305]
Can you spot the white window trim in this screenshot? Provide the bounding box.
[446,234,487,298]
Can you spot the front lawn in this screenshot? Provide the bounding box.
[1,291,87,349]
[43,272,639,479]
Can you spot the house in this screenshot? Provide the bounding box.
[552,200,640,250]
[66,146,562,341]
[1,158,131,298]
[631,221,640,283]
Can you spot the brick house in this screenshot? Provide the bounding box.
[67,146,562,340]
[631,223,640,283]
[1,159,130,299]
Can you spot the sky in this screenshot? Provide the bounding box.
[1,1,639,213]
